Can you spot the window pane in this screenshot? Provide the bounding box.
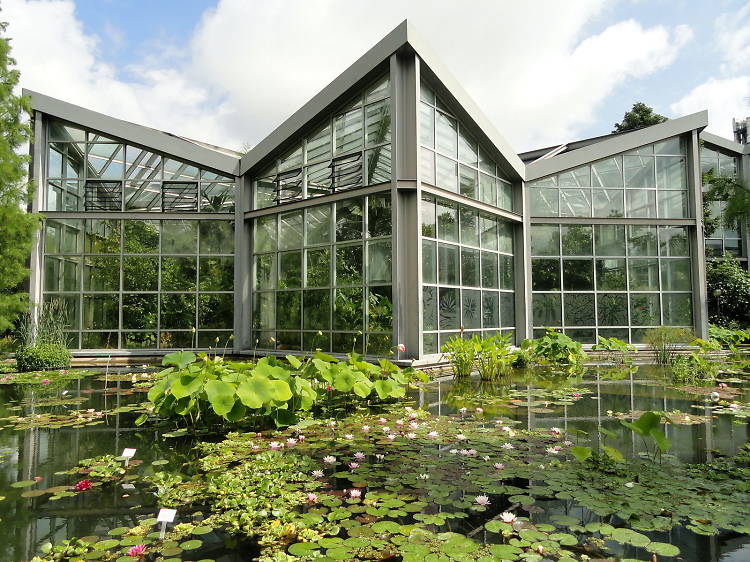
[83,294,120,330]
[560,188,592,217]
[594,224,625,256]
[336,198,363,241]
[499,222,513,254]
[629,258,659,291]
[624,155,655,187]
[630,293,660,326]
[306,248,331,287]
[87,143,124,179]
[82,332,118,349]
[199,256,234,291]
[125,181,161,212]
[436,155,458,192]
[368,286,392,331]
[47,180,84,211]
[423,286,438,330]
[498,181,513,212]
[125,147,161,181]
[123,256,158,291]
[659,226,689,256]
[461,248,480,287]
[438,243,459,285]
[422,240,437,284]
[438,287,460,330]
[628,226,658,256]
[532,258,560,291]
[368,193,391,237]
[420,104,435,147]
[656,156,686,189]
[164,159,199,181]
[435,111,458,156]
[421,148,435,185]
[482,291,499,328]
[279,211,303,250]
[304,289,330,330]
[254,215,277,253]
[596,258,627,290]
[83,256,120,291]
[663,293,692,325]
[530,187,559,216]
[533,293,561,326]
[654,137,683,155]
[563,259,594,290]
[480,214,497,250]
[253,293,275,330]
[85,219,120,254]
[162,220,197,254]
[365,100,391,147]
[657,191,688,219]
[306,205,332,245]
[462,289,482,329]
[561,225,592,256]
[306,122,332,164]
[334,107,364,154]
[500,292,515,327]
[421,195,436,237]
[334,287,363,330]
[161,256,197,291]
[591,157,622,187]
[459,207,478,246]
[278,251,302,288]
[200,221,234,254]
[277,291,302,330]
[459,165,478,199]
[458,129,478,165]
[592,189,624,217]
[254,254,276,290]
[198,294,233,329]
[559,166,590,187]
[597,294,628,326]
[531,225,559,256]
[307,161,331,197]
[661,259,692,291]
[564,294,595,326]
[480,173,496,205]
[336,244,363,285]
[201,176,235,213]
[367,240,392,283]
[499,256,514,290]
[481,252,498,288]
[626,189,656,218]
[366,145,391,185]
[437,200,459,242]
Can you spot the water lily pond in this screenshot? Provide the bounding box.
[2,361,750,561]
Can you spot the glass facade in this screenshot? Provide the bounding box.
[701,146,744,260]
[46,120,235,213]
[420,82,513,212]
[251,193,393,355]
[254,74,392,209]
[44,218,234,349]
[530,224,692,343]
[421,194,515,354]
[529,137,689,220]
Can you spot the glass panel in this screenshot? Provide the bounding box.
[334,287,363,330]
[125,181,161,212]
[420,104,435,147]
[306,248,331,287]
[561,225,592,256]
[421,148,436,185]
[597,294,628,326]
[336,244,363,285]
[276,332,301,351]
[531,225,559,256]
[462,289,482,329]
[566,328,595,344]
[82,332,118,349]
[123,332,157,349]
[659,226,689,256]
[161,256,197,291]
[436,155,458,192]
[366,146,391,185]
[162,220,197,254]
[479,173,496,205]
[564,294,595,326]
[336,198,363,241]
[306,205,332,245]
[368,286,392,331]
[125,147,161,181]
[49,120,86,142]
[654,137,683,155]
[254,215,277,253]
[278,251,302,288]
[438,243,459,285]
[82,294,119,330]
[591,157,623,187]
[306,122,333,165]
[366,333,392,356]
[478,147,495,175]
[254,254,276,291]
[199,256,234,291]
[164,159,199,181]
[481,252,498,288]
[47,180,84,211]
[498,181,513,212]
[627,188,656,218]
[366,75,389,102]
[423,286,438,330]
[200,221,234,254]
[623,155,655,187]
[421,195,436,237]
[122,294,158,330]
[499,256,514,290]
[83,257,120,291]
[255,176,276,209]
[559,166,590,187]
[437,200,459,242]
[663,293,692,326]
[459,207,479,246]
[657,191,688,219]
[458,129,478,165]
[629,258,659,290]
[594,224,625,256]
[368,193,391,237]
[656,156,686,189]
[628,225,658,256]
[253,292,275,330]
[461,248,480,287]
[365,99,391,147]
[303,289,330,330]
[423,333,438,354]
[560,188,592,217]
[334,107,364,154]
[533,293,561,326]
[596,258,627,290]
[459,165,478,199]
[719,154,737,177]
[45,219,84,254]
[84,219,121,254]
[661,259,692,291]
[123,256,157,291]
[435,111,458,156]
[87,143,124,179]
[532,258,560,290]
[277,291,302,330]
[367,240,392,283]
[201,177,235,213]
[307,161,332,197]
[592,189,624,217]
[563,259,594,290]
[438,287,460,330]
[630,293,660,326]
[479,214,497,250]
[500,292,515,327]
[279,211,303,250]
[420,82,435,104]
[422,240,437,284]
[530,187,559,216]
[482,291,499,328]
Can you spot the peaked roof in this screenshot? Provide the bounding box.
[240,20,525,180]
[524,111,709,181]
[700,131,747,155]
[24,89,241,176]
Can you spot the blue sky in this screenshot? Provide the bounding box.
[7,0,750,152]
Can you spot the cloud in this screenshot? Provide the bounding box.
[5,0,693,154]
[715,3,750,74]
[670,76,750,139]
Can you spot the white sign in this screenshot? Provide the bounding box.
[157,508,177,523]
[121,448,136,458]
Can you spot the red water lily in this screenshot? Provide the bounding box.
[74,479,92,492]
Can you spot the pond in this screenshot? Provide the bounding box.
[1,362,749,561]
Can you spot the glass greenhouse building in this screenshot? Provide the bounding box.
[23,21,750,361]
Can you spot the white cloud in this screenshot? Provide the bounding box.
[670,76,750,139]
[716,3,750,74]
[5,0,693,153]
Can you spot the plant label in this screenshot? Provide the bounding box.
[157,508,177,522]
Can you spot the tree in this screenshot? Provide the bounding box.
[612,102,668,133]
[702,169,750,237]
[706,257,750,328]
[0,21,40,333]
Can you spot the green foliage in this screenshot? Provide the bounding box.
[620,411,671,462]
[522,328,586,366]
[14,344,71,372]
[671,352,718,385]
[16,299,69,347]
[440,336,475,377]
[703,169,750,238]
[0,23,40,334]
[644,326,693,365]
[472,333,513,381]
[591,336,637,364]
[612,102,667,133]
[708,324,750,350]
[706,257,750,328]
[144,351,425,428]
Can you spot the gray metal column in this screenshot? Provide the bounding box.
[739,149,750,271]
[517,179,532,344]
[390,49,420,360]
[688,130,709,339]
[234,173,251,352]
[28,112,46,328]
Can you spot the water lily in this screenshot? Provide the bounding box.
[563,440,573,447]
[33,476,43,482]
[456,433,467,441]
[501,426,511,433]
[375,454,385,461]
[378,417,387,424]
[286,438,297,446]
[550,427,561,436]
[409,422,419,430]
[387,434,397,441]
[354,452,365,460]
[500,512,516,523]
[405,406,413,412]
[545,447,559,455]
[459,407,467,415]
[730,403,740,410]
[349,488,362,498]
[536,545,545,554]
[572,392,582,398]
[328,421,337,428]
[624,482,635,488]
[323,455,336,464]
[349,462,360,470]
[382,426,391,433]
[251,444,260,451]
[269,441,283,450]
[482,455,490,461]
[719,382,728,389]
[397,343,406,352]
[344,433,354,440]
[307,493,318,504]
[418,473,429,480]
[408,412,419,420]
[475,495,491,506]
[427,431,439,439]
[312,470,324,478]
[502,443,514,450]
[406,432,417,439]
[449,449,458,455]
[494,462,505,470]
[475,407,483,414]
[41,379,50,385]
[298,435,305,442]
[395,419,404,426]
[361,425,370,432]
[711,392,721,402]
[74,480,92,492]
[126,545,146,558]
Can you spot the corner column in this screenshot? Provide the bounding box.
[688,129,709,339]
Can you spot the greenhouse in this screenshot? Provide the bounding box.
[23,21,749,360]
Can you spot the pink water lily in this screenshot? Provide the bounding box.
[307,493,318,504]
[428,431,439,439]
[397,343,406,352]
[500,512,517,523]
[408,412,418,420]
[494,462,505,470]
[475,407,483,414]
[74,480,92,492]
[354,452,365,460]
[41,379,50,385]
[349,488,362,499]
[349,462,360,470]
[475,495,491,506]
[269,441,283,450]
[550,427,561,436]
[406,433,417,439]
[387,434,397,441]
[378,417,387,424]
[361,425,370,432]
[395,419,404,426]
[286,438,297,446]
[344,433,354,440]
[126,545,146,558]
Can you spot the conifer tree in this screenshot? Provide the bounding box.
[613,102,668,133]
[0,20,40,333]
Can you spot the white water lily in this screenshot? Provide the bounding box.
[500,512,517,523]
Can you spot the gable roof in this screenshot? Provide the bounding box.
[24,89,241,176]
[240,20,525,181]
[524,111,709,181]
[700,131,746,155]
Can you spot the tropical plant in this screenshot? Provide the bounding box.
[706,257,750,328]
[671,352,718,385]
[620,411,672,463]
[472,333,513,381]
[440,335,475,377]
[142,350,426,429]
[591,336,637,364]
[644,326,693,365]
[522,329,586,366]
[708,324,750,351]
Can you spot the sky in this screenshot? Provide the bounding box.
[5,0,750,154]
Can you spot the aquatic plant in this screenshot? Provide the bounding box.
[522,329,586,366]
[440,335,475,377]
[620,410,672,462]
[671,352,719,385]
[591,335,637,364]
[644,326,693,365]
[472,333,514,380]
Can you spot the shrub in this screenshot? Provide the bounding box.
[440,336,475,377]
[671,353,718,385]
[472,334,513,381]
[644,326,693,365]
[591,336,637,364]
[706,257,750,328]
[708,324,750,351]
[523,328,586,366]
[15,344,71,372]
